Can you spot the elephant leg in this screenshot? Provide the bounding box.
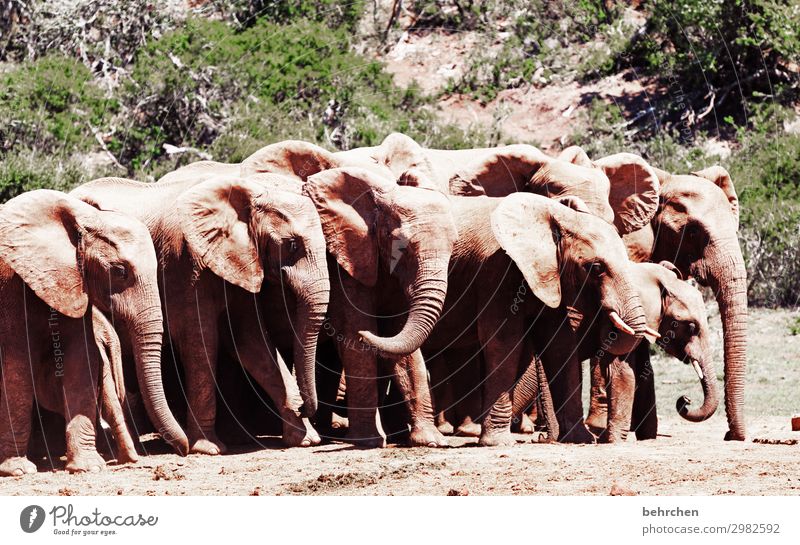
[332,279,385,448]
[605,355,636,443]
[99,345,138,464]
[392,350,447,447]
[62,343,105,474]
[477,318,524,447]
[313,337,345,437]
[177,319,226,455]
[511,347,558,441]
[631,344,658,440]
[453,351,483,438]
[538,319,595,444]
[426,352,454,435]
[232,322,321,448]
[0,352,37,477]
[585,355,609,436]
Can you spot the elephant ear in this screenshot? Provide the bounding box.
[594,153,660,235]
[691,165,739,227]
[491,193,561,308]
[558,146,593,168]
[303,167,391,287]
[450,145,551,197]
[0,189,99,318]
[177,177,265,293]
[241,140,340,180]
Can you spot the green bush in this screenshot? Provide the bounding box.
[0,55,118,153]
[0,150,93,202]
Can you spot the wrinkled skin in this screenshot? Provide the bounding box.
[597,165,746,441]
[165,143,458,448]
[302,167,458,448]
[349,134,660,441]
[71,176,329,455]
[417,194,647,446]
[93,309,139,464]
[582,262,718,442]
[0,190,186,477]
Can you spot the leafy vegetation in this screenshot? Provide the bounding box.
[0,0,798,307]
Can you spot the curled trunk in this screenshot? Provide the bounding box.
[359,257,449,356]
[676,355,719,422]
[132,305,189,456]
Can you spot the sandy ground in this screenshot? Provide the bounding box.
[1,308,798,496]
[0,416,797,496]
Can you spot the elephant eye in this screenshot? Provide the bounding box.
[111,264,128,279]
[584,261,605,276]
[288,238,298,253]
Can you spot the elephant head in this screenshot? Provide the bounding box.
[303,167,458,356]
[0,190,189,455]
[175,176,330,417]
[490,193,648,337]
[604,261,719,423]
[646,165,746,440]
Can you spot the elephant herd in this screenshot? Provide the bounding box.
[0,133,747,477]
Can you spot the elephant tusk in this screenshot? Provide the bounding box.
[691,359,704,381]
[643,325,661,339]
[608,311,636,336]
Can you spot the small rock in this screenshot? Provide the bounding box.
[447,488,469,496]
[609,483,637,496]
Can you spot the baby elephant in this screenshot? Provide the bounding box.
[586,261,719,442]
[0,190,185,476]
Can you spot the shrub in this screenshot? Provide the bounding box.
[0,55,118,153]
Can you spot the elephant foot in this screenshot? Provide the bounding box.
[513,413,535,434]
[453,417,481,438]
[282,419,322,448]
[331,413,349,430]
[436,420,454,436]
[559,422,597,444]
[478,430,516,447]
[0,456,37,477]
[408,424,448,448]
[344,430,386,449]
[724,429,746,441]
[189,433,227,456]
[66,451,106,474]
[115,446,139,464]
[585,410,608,435]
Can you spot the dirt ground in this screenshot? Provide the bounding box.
[1,308,798,496]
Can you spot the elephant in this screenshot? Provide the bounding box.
[559,148,747,441]
[407,192,648,446]
[0,190,187,476]
[300,167,458,447]
[70,175,330,455]
[587,261,718,442]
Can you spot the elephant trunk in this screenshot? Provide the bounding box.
[676,355,719,422]
[292,274,330,418]
[131,303,189,456]
[704,238,748,440]
[359,256,449,356]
